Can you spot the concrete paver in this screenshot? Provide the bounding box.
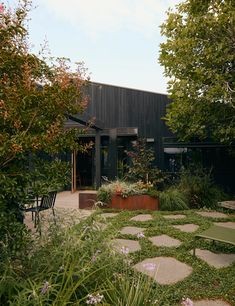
[113,238,141,253]
[133,256,192,285]
[193,300,231,306]
[120,226,145,235]
[214,222,235,230]
[130,214,153,222]
[173,223,199,233]
[163,214,186,220]
[149,234,182,247]
[55,191,79,209]
[196,211,228,218]
[192,249,235,268]
[24,191,93,232]
[99,212,119,218]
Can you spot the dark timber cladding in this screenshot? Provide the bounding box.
[67,81,235,192]
[86,82,172,168]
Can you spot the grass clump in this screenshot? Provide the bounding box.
[177,166,228,209]
[159,188,189,211]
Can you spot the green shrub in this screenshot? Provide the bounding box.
[3,213,158,305]
[178,166,227,209]
[159,188,189,211]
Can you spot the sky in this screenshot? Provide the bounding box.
[7,0,181,94]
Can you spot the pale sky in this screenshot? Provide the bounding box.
[7,0,181,94]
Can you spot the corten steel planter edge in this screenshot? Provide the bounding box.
[110,194,159,210]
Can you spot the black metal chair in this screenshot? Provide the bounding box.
[23,191,57,228]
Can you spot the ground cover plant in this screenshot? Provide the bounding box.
[99,208,235,305]
[1,208,235,305]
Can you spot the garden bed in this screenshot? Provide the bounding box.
[109,194,159,210]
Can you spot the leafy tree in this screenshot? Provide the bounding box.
[125,139,164,187]
[159,0,235,144]
[0,0,89,218]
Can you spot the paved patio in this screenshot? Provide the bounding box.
[24,191,93,233]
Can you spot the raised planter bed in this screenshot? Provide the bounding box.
[109,194,159,211]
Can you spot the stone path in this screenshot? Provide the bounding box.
[173,223,199,232]
[149,234,182,247]
[120,226,145,235]
[193,300,231,306]
[110,209,234,304]
[196,211,228,218]
[133,257,192,285]
[23,192,235,304]
[214,222,235,229]
[163,214,186,219]
[113,238,141,253]
[218,200,235,211]
[130,214,153,221]
[99,212,119,218]
[192,249,235,268]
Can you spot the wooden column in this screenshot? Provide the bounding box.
[71,151,77,193]
[108,128,117,180]
[95,130,101,188]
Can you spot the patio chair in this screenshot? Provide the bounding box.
[193,225,235,255]
[23,191,57,228]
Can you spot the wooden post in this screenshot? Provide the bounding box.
[108,128,117,180]
[71,151,77,193]
[95,130,101,188]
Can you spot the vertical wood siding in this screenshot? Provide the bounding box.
[86,82,173,168]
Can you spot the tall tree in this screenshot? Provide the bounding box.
[0,0,88,215]
[159,0,235,144]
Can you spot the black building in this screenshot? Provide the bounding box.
[65,82,235,193]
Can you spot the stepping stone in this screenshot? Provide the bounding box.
[194,300,231,306]
[163,214,186,220]
[130,214,153,222]
[214,222,235,230]
[120,226,145,236]
[149,234,182,247]
[173,223,199,233]
[192,249,235,268]
[133,257,192,285]
[196,211,228,218]
[113,238,141,253]
[99,213,119,218]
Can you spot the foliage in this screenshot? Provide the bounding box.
[97,180,158,205]
[0,211,31,262]
[125,139,165,187]
[177,166,227,208]
[0,213,158,305]
[26,156,71,196]
[159,0,235,144]
[2,209,235,305]
[159,187,189,211]
[0,1,88,217]
[105,272,159,306]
